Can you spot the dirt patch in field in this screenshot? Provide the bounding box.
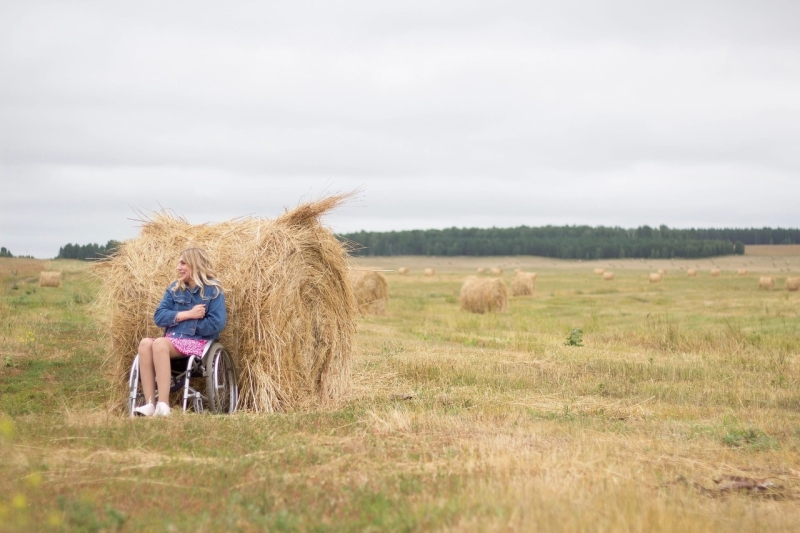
[745,245,800,256]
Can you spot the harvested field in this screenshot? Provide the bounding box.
[745,244,800,256]
[3,252,800,531]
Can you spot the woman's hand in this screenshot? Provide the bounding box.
[176,304,206,322]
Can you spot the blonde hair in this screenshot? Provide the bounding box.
[173,247,222,299]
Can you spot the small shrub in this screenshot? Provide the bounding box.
[722,427,777,450]
[565,328,583,347]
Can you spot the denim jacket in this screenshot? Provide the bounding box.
[153,281,227,341]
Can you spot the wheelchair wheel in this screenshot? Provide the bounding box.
[205,344,238,414]
[128,355,147,417]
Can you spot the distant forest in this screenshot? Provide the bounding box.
[339,226,800,259]
[49,226,800,261]
[56,240,121,260]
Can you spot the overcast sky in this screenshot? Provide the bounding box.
[2,1,799,258]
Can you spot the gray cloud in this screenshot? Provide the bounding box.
[2,1,799,257]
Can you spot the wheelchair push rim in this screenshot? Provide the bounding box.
[205,345,238,414]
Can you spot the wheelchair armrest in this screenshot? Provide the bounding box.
[200,339,220,359]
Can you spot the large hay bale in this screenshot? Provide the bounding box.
[593,268,605,275]
[786,277,800,291]
[39,271,62,287]
[349,270,388,315]
[476,267,486,274]
[710,268,721,277]
[459,277,508,314]
[602,272,615,280]
[424,268,436,276]
[737,268,748,276]
[758,276,775,290]
[94,195,358,413]
[397,267,409,275]
[490,267,503,275]
[511,272,536,296]
[687,269,697,277]
[649,273,662,283]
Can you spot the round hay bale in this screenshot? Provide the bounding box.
[649,273,663,283]
[349,270,388,315]
[710,268,721,277]
[687,268,697,277]
[424,268,436,276]
[476,267,486,274]
[490,267,503,275]
[758,276,775,290]
[397,267,409,275]
[94,195,358,413]
[602,272,615,281]
[593,268,605,275]
[657,268,666,276]
[459,277,508,314]
[511,272,536,297]
[786,277,800,291]
[39,271,62,287]
[737,268,748,276]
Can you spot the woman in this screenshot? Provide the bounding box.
[134,247,226,417]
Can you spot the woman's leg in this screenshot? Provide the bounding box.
[138,338,156,405]
[152,337,183,400]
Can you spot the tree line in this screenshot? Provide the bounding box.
[56,240,121,260]
[47,225,800,260]
[339,225,800,259]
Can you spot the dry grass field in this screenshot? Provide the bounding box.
[746,245,800,257]
[1,253,800,532]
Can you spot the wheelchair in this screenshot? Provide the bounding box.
[128,339,238,416]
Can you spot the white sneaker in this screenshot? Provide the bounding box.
[154,402,171,417]
[134,403,155,417]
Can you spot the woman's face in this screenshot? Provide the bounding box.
[177,257,193,284]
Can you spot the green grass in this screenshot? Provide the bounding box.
[1,257,800,531]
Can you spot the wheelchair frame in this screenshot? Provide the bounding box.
[128,339,238,417]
